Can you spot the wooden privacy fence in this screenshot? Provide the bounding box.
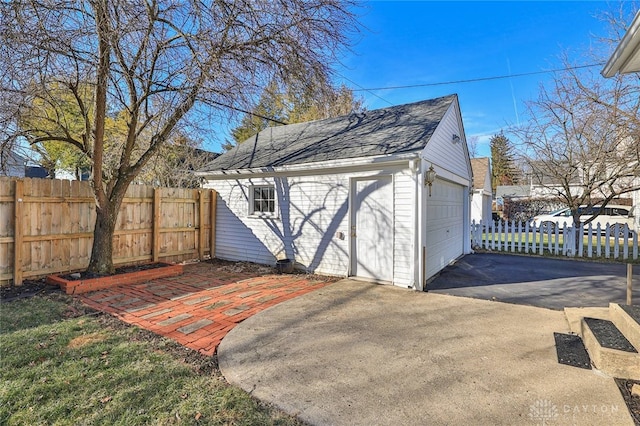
[471,220,639,261]
[0,177,217,286]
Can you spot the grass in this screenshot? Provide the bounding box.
[0,293,301,425]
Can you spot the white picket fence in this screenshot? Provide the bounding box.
[471,220,639,261]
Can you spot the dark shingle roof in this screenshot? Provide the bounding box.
[201,95,456,172]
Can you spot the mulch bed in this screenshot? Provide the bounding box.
[1,263,174,301]
[0,278,61,303]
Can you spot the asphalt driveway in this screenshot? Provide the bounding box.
[427,253,639,310]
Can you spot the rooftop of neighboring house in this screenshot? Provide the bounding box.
[470,157,490,190]
[495,185,531,199]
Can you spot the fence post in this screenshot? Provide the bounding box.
[13,180,23,286]
[628,263,633,305]
[152,188,161,263]
[198,190,205,260]
[210,190,217,259]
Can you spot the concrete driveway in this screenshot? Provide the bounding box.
[219,279,632,425]
[428,253,639,310]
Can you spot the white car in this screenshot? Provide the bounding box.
[531,204,637,236]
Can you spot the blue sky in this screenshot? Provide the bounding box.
[328,0,621,158]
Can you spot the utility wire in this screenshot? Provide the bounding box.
[336,73,394,106]
[206,99,288,125]
[216,63,603,126]
[351,63,605,91]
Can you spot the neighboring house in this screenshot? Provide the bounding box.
[0,150,26,178]
[470,157,492,224]
[495,185,531,202]
[601,10,640,77]
[198,95,473,290]
[602,10,640,229]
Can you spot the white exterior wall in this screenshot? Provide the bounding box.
[421,105,470,184]
[418,100,473,285]
[471,192,491,224]
[633,178,640,230]
[205,164,416,288]
[471,169,492,224]
[392,169,417,287]
[1,151,25,178]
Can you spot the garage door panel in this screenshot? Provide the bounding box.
[426,178,464,279]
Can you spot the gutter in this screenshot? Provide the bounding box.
[602,11,640,78]
[197,152,421,180]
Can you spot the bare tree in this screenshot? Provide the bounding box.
[512,57,640,239]
[137,133,218,188]
[467,135,479,159]
[0,0,358,275]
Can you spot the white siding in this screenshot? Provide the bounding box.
[471,192,483,224]
[1,151,25,178]
[210,179,279,265]
[393,169,415,287]
[421,105,471,183]
[418,99,473,282]
[633,178,640,230]
[205,165,416,287]
[471,192,492,224]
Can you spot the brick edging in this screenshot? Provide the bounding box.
[47,263,184,295]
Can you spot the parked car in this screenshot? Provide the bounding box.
[531,204,637,236]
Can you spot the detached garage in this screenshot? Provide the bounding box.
[198,94,473,290]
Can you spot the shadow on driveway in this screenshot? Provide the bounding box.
[427,253,638,310]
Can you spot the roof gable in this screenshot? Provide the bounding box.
[202,95,456,172]
[470,157,491,190]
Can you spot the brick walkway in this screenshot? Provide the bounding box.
[79,262,335,356]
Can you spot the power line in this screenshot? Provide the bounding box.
[206,99,288,125]
[351,63,605,91]
[336,73,394,106]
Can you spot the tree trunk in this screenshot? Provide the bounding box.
[87,204,118,275]
[573,218,581,255]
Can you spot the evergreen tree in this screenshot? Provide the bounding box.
[490,132,519,192]
[228,79,364,147]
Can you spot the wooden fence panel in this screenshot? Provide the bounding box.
[0,177,15,282]
[113,184,154,265]
[0,177,216,286]
[158,187,199,263]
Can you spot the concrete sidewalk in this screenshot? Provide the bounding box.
[219,279,633,425]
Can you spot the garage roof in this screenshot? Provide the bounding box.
[200,95,456,172]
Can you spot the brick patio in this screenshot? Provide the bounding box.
[78,262,337,356]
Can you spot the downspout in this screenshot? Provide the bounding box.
[411,158,421,290]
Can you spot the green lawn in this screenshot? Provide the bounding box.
[0,293,300,425]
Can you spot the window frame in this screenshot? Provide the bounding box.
[249,184,278,218]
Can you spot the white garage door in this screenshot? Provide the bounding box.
[425,178,464,279]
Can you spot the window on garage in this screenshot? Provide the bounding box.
[250,185,276,217]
